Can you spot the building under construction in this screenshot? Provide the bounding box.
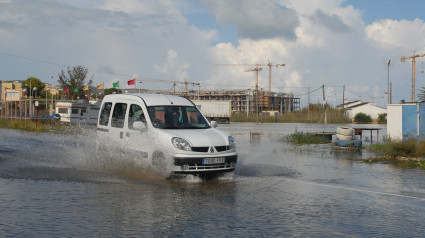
[126,88,300,113]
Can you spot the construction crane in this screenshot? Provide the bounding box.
[172,78,200,96]
[245,67,263,93]
[216,61,285,93]
[245,67,262,119]
[401,51,425,102]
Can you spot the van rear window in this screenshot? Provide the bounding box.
[111,103,127,128]
[99,102,112,126]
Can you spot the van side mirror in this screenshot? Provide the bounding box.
[211,120,218,128]
[133,121,147,131]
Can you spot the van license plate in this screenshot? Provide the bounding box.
[203,157,225,164]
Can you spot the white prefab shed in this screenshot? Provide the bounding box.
[345,102,387,121]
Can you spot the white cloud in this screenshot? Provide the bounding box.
[285,71,302,88]
[366,18,425,49]
[154,49,190,80]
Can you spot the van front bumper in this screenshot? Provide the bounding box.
[173,154,237,173]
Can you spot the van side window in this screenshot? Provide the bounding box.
[99,102,112,126]
[111,103,127,128]
[128,104,146,130]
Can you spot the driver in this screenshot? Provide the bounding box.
[165,107,181,128]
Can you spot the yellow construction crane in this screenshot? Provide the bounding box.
[216,62,285,93]
[245,67,263,92]
[401,51,425,102]
[173,78,200,96]
[245,67,263,114]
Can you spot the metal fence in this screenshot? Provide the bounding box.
[0,99,56,119]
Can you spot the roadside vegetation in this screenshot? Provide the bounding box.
[0,118,88,134]
[365,138,425,168]
[231,103,351,123]
[367,138,425,159]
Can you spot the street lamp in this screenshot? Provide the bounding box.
[51,76,54,115]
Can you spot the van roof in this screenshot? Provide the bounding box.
[104,93,194,106]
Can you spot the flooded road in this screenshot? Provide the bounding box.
[1,123,425,237]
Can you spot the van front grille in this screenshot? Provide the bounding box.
[191,147,209,152]
[214,146,229,152]
[191,146,230,152]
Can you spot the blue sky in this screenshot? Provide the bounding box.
[1,0,425,107]
[345,0,425,24]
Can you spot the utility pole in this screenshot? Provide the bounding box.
[322,85,327,124]
[342,85,345,108]
[387,59,391,104]
[308,86,310,121]
[30,79,32,119]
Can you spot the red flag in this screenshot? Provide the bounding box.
[64,88,69,93]
[128,78,136,85]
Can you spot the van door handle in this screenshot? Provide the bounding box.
[120,132,123,139]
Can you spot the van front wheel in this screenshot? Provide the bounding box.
[152,151,166,174]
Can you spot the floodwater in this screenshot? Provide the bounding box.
[1,123,425,237]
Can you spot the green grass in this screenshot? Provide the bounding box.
[284,131,327,145]
[0,118,88,134]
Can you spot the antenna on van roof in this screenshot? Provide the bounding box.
[163,94,174,104]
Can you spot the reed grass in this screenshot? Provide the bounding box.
[284,131,327,145]
[230,104,351,123]
[367,138,425,159]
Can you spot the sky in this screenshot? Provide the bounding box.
[1,0,425,107]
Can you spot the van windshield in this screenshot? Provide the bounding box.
[147,106,211,129]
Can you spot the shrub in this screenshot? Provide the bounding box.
[354,112,372,123]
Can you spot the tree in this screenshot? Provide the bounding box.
[104,88,122,96]
[22,77,45,98]
[58,65,93,100]
[378,113,387,124]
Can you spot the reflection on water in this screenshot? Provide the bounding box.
[1,123,425,237]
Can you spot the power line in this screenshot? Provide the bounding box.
[294,85,323,97]
[0,49,179,84]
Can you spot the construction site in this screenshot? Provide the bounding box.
[132,88,300,114]
[125,63,300,114]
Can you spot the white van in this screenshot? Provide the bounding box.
[96,93,237,178]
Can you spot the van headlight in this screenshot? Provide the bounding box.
[228,136,236,149]
[171,137,192,151]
